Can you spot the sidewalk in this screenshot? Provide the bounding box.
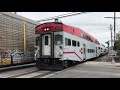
[86,61,120,67]
[89,55,120,67]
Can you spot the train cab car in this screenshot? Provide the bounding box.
[34,20,101,70]
[100,44,108,56]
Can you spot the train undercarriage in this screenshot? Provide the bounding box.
[36,58,79,71]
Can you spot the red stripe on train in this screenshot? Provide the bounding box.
[63,52,83,60]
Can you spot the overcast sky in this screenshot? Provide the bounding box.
[17,12,120,46]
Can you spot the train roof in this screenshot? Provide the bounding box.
[35,22,63,28]
[35,22,100,45]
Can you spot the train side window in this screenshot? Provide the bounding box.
[88,49,89,53]
[90,49,91,53]
[92,49,93,53]
[65,38,71,46]
[55,34,63,45]
[77,42,80,47]
[45,36,48,45]
[72,40,76,47]
[35,36,40,46]
[68,39,71,46]
[98,47,100,49]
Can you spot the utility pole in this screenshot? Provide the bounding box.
[109,24,113,49]
[109,24,115,64]
[104,12,120,49]
[105,41,110,55]
[114,12,116,45]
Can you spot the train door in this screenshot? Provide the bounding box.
[83,44,86,60]
[42,34,51,56]
[96,47,97,57]
[0,51,1,65]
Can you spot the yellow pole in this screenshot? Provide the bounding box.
[23,20,26,52]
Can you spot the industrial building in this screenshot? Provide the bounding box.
[0,12,39,66]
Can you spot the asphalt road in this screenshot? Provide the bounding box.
[48,61,120,78]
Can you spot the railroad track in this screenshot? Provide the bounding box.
[0,65,71,78]
[0,63,36,73]
[0,56,106,78]
[0,64,58,78]
[5,69,55,78]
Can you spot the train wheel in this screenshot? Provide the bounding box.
[62,60,69,68]
[36,61,42,70]
[72,61,77,65]
[83,59,87,62]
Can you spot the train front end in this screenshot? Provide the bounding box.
[34,21,64,70]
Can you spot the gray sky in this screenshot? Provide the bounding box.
[17,12,120,46]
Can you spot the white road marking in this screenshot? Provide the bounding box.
[15,71,51,78]
[15,72,43,78]
[40,74,55,78]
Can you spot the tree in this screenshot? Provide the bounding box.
[114,31,120,50]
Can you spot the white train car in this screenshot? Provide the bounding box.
[100,44,108,56]
[34,20,101,70]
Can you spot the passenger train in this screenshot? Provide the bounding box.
[100,44,108,56]
[34,19,107,70]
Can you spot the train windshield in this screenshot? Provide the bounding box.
[55,34,63,45]
[35,36,40,46]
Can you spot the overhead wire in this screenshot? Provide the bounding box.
[37,12,86,22]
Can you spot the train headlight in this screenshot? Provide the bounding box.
[47,28,49,31]
[44,28,50,31]
[44,28,47,31]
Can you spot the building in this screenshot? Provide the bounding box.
[0,12,39,65]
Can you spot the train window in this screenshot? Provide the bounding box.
[35,36,40,46]
[45,36,48,45]
[90,49,92,53]
[72,40,76,47]
[92,49,94,53]
[88,49,89,53]
[55,34,63,45]
[77,42,80,47]
[65,38,71,46]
